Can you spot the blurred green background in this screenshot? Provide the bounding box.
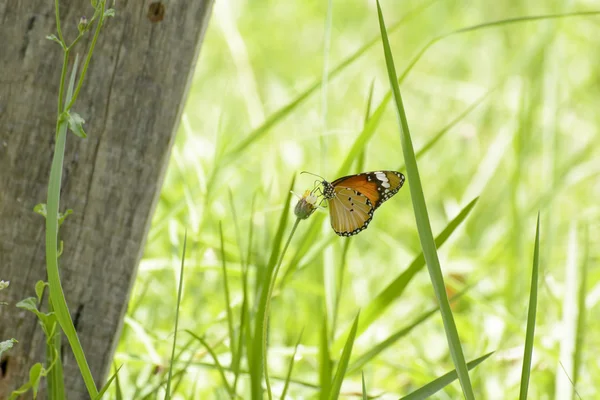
[113,0,600,398]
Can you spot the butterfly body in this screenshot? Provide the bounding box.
[321,171,405,237]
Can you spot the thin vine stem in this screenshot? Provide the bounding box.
[66,0,106,111]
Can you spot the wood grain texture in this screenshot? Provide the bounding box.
[0,0,214,397]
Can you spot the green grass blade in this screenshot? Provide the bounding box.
[400,352,494,400]
[165,231,188,399]
[113,363,123,400]
[243,195,257,394]
[319,314,332,400]
[398,90,494,171]
[376,2,474,398]
[251,176,296,399]
[263,217,302,399]
[334,197,478,351]
[93,365,123,400]
[45,54,98,398]
[348,306,437,375]
[219,222,236,367]
[228,190,247,393]
[362,372,367,400]
[556,222,580,398]
[519,213,540,400]
[397,11,600,86]
[186,330,235,396]
[349,289,469,375]
[328,312,360,400]
[573,225,589,389]
[335,92,390,177]
[47,323,65,400]
[281,329,304,400]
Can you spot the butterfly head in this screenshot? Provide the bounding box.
[321,180,335,200]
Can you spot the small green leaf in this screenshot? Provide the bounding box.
[34,204,47,218]
[0,338,18,359]
[28,363,44,399]
[57,240,64,257]
[104,8,116,18]
[91,0,97,8]
[16,298,57,337]
[66,112,87,138]
[0,280,9,290]
[17,297,39,313]
[58,209,73,226]
[45,34,63,47]
[35,281,47,304]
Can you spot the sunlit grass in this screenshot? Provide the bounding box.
[112,0,600,398]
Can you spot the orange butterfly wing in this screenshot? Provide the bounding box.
[327,187,374,236]
[331,171,405,210]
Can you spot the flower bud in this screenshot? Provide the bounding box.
[78,17,88,34]
[294,190,318,220]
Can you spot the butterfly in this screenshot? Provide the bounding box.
[304,171,405,237]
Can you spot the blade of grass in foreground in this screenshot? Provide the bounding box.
[347,286,471,375]
[186,330,235,396]
[573,225,589,390]
[281,329,304,400]
[164,231,187,400]
[401,352,494,400]
[333,197,478,352]
[319,314,332,400]
[93,365,122,400]
[362,372,367,400]
[251,176,296,399]
[328,313,360,400]
[45,55,98,397]
[219,222,236,370]
[376,2,474,398]
[519,213,540,400]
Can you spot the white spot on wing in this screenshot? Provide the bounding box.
[382,182,390,188]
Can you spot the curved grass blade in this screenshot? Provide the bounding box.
[349,288,470,375]
[281,329,304,400]
[93,365,123,400]
[328,312,360,400]
[334,197,478,352]
[398,90,494,171]
[377,2,474,398]
[519,213,540,400]
[113,363,123,400]
[186,330,235,396]
[400,352,494,400]
[348,306,437,375]
[165,231,187,399]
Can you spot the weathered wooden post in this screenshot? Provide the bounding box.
[0,0,214,396]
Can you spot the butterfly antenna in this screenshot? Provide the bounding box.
[300,171,326,181]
